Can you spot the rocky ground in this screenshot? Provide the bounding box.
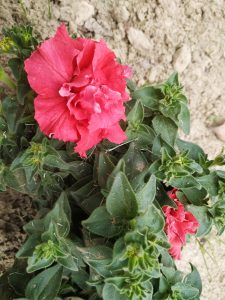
[0,0,225,299]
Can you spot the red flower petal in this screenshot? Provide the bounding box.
[25,24,79,98]
[163,189,199,260]
[34,95,79,142]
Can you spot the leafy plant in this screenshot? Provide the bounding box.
[0,24,225,300]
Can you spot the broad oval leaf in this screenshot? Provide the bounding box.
[187,205,212,237]
[106,172,138,220]
[82,206,122,238]
[25,264,63,300]
[137,174,156,212]
[102,284,129,300]
[152,115,177,146]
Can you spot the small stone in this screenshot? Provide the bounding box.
[52,6,60,19]
[73,1,95,25]
[213,123,225,142]
[113,6,130,22]
[127,27,152,55]
[84,18,104,35]
[148,68,158,83]
[173,44,192,73]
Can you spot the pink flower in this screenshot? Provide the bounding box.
[163,189,199,260]
[24,24,132,157]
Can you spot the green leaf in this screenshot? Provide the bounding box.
[107,159,125,191]
[187,205,212,237]
[94,152,115,188]
[8,271,30,297]
[123,143,148,180]
[25,264,63,300]
[8,57,22,80]
[86,245,113,259]
[27,254,54,273]
[133,86,162,110]
[3,168,21,191]
[0,65,16,90]
[169,175,201,189]
[71,269,89,290]
[176,139,205,161]
[68,161,93,179]
[43,154,69,170]
[172,282,199,300]
[82,206,122,238]
[57,254,78,271]
[127,79,136,92]
[216,170,225,180]
[152,115,177,146]
[166,72,179,85]
[152,135,176,158]
[17,82,30,105]
[178,102,190,134]
[87,257,112,278]
[109,238,126,271]
[137,174,156,212]
[102,284,129,300]
[127,100,144,124]
[197,172,219,196]
[181,187,207,206]
[136,204,165,233]
[106,172,138,220]
[43,155,92,180]
[16,235,41,258]
[155,183,177,208]
[161,267,183,285]
[43,192,71,238]
[160,249,175,268]
[23,219,45,235]
[2,96,19,134]
[184,264,202,294]
[126,124,155,147]
[149,160,164,180]
[158,276,169,294]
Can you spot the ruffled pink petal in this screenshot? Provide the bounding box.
[88,87,126,132]
[164,189,199,260]
[76,39,95,72]
[74,123,126,157]
[67,86,98,120]
[34,95,79,142]
[93,40,128,95]
[105,123,127,144]
[74,125,102,157]
[168,236,182,260]
[25,24,79,97]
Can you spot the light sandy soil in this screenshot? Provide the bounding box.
[0,0,225,299]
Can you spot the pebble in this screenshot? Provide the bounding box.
[127,27,152,55]
[213,123,225,142]
[113,6,130,22]
[73,1,95,25]
[173,44,192,73]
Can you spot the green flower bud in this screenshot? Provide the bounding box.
[0,37,15,53]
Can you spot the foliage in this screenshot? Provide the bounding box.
[0,24,225,300]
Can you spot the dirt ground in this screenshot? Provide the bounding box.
[0,0,225,299]
[0,191,35,275]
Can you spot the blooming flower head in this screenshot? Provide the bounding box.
[24,24,132,157]
[163,188,199,260]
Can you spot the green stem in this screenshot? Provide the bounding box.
[0,65,16,90]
